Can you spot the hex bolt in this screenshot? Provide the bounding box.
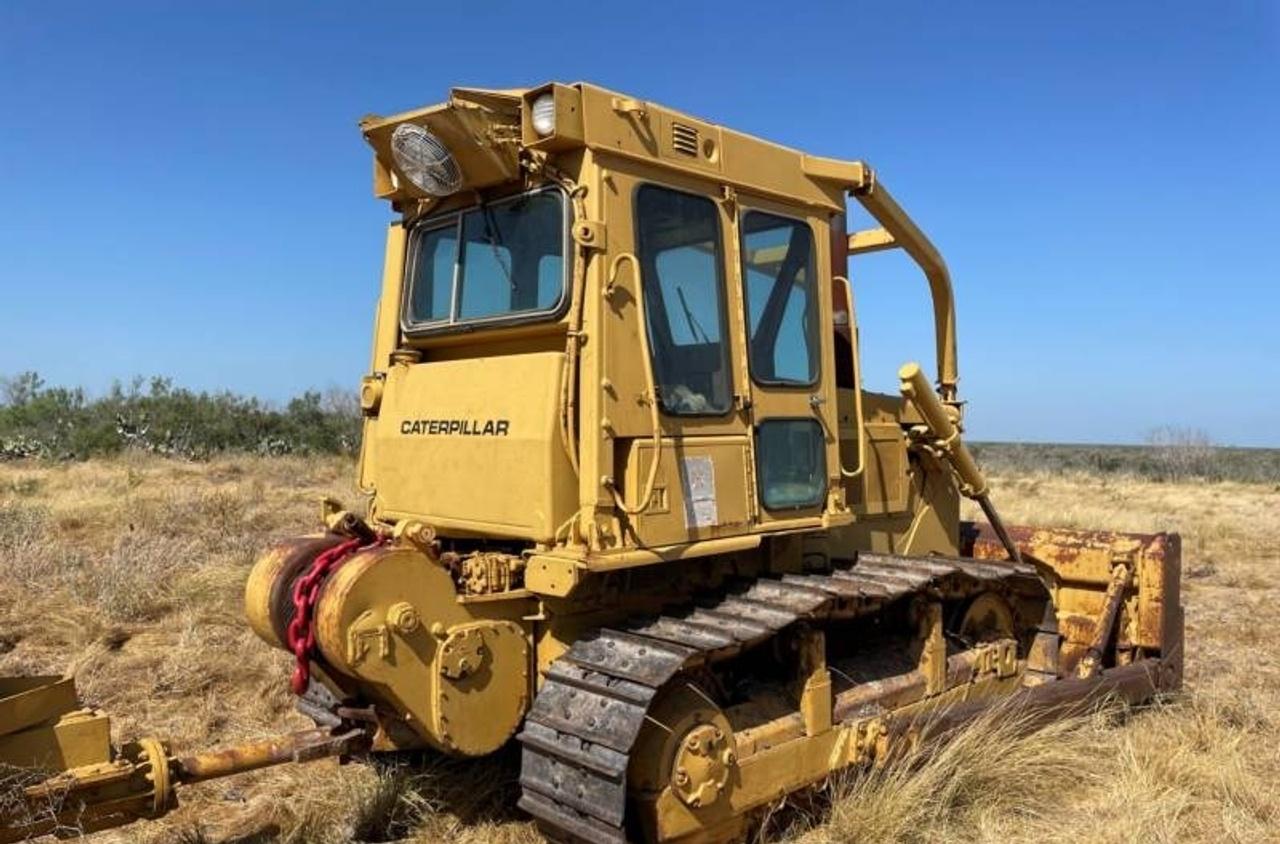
[387,602,421,635]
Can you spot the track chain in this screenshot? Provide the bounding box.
[517,552,1041,843]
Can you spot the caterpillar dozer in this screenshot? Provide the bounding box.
[1,83,1182,843]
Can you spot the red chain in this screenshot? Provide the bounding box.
[286,537,365,695]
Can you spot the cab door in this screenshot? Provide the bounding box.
[733,200,842,528]
[598,168,754,548]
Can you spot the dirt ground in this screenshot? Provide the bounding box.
[1,454,1277,843]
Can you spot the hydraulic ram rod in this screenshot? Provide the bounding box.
[899,362,1022,564]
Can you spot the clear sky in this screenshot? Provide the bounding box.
[1,2,1276,446]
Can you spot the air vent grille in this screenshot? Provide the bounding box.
[671,122,699,156]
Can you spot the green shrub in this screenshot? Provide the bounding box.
[0,373,361,461]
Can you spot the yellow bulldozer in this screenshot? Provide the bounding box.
[1,83,1182,844]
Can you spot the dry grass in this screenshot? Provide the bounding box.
[1,455,1277,843]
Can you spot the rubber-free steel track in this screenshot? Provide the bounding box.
[517,552,1041,843]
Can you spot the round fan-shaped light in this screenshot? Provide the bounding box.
[389,123,462,197]
[531,93,556,137]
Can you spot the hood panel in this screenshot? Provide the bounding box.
[368,352,575,541]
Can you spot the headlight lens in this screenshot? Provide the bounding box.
[389,123,462,197]
[531,93,556,137]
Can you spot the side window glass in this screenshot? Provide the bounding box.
[655,247,722,346]
[741,211,819,385]
[407,225,457,323]
[756,419,826,509]
[635,186,732,415]
[537,254,563,307]
[402,188,566,330]
[458,229,512,319]
[458,193,564,319]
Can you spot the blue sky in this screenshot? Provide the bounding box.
[1,2,1276,445]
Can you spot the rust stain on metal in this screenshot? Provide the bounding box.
[177,727,369,784]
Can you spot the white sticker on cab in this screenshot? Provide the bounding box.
[680,455,718,529]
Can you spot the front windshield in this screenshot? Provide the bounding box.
[404,188,566,329]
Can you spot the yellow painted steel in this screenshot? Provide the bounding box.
[0,709,111,771]
[368,351,576,542]
[310,543,534,755]
[0,676,77,738]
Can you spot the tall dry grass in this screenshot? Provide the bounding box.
[1,455,1277,843]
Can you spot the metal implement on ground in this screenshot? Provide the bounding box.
[1,82,1183,843]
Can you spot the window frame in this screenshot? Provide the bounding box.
[738,207,822,390]
[632,182,736,419]
[399,184,572,337]
[753,416,829,512]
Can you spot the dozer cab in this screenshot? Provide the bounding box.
[1,83,1182,844]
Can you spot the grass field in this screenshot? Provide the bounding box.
[2,451,1278,843]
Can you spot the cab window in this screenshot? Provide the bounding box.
[403,187,566,330]
[635,185,732,415]
[741,211,819,385]
[756,419,826,509]
[407,224,457,323]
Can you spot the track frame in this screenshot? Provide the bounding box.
[518,552,1062,843]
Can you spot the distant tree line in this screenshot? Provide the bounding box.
[0,372,361,460]
[971,431,1280,485]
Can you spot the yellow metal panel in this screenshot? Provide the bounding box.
[357,224,406,495]
[574,84,844,213]
[0,710,112,771]
[370,224,407,372]
[370,352,576,541]
[857,422,909,515]
[0,677,76,737]
[623,436,751,547]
